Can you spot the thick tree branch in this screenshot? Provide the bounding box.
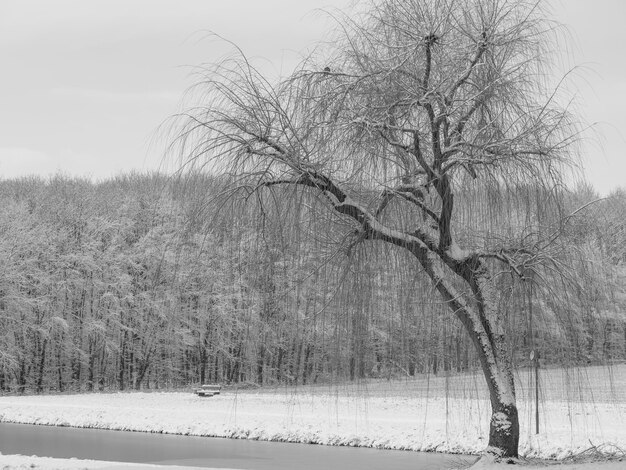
[375,185,441,224]
[446,33,489,103]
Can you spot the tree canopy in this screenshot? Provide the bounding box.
[171,0,593,458]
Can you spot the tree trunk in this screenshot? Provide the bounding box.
[257,343,265,385]
[488,402,519,458]
[200,350,207,384]
[419,253,519,458]
[36,338,48,393]
[87,340,95,392]
[460,299,519,457]
[57,344,64,392]
[98,343,107,391]
[467,307,519,457]
[451,305,520,458]
[276,346,284,382]
[118,332,126,391]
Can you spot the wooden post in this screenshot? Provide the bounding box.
[527,273,539,435]
[530,349,540,434]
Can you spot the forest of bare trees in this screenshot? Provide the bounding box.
[0,174,623,396]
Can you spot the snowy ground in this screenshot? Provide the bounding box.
[0,453,625,470]
[0,454,218,469]
[0,365,624,468]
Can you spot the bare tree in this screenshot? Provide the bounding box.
[173,0,578,458]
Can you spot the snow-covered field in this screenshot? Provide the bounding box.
[1,454,625,470]
[0,365,624,463]
[0,454,221,469]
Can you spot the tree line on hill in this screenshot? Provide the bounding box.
[0,173,623,393]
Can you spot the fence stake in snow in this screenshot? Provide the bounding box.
[530,349,540,434]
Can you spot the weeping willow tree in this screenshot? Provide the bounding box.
[173,0,580,458]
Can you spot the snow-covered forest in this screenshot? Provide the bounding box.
[0,173,623,394]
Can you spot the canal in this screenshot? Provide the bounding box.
[0,422,476,469]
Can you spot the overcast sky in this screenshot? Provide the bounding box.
[1,0,624,195]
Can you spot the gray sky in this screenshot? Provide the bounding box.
[1,0,624,195]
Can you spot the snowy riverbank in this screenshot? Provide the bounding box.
[0,454,219,469]
[0,366,625,460]
[1,454,624,470]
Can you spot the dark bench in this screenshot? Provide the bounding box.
[195,384,222,397]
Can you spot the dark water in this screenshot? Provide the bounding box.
[0,422,476,469]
